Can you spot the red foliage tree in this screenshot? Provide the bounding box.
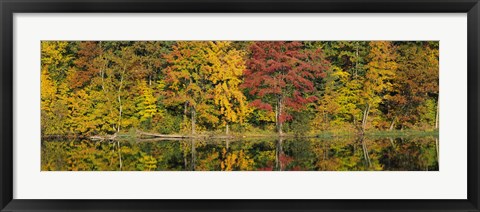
[69,41,103,89]
[242,41,329,134]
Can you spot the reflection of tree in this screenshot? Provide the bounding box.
[275,137,284,171]
[220,140,255,171]
[41,136,439,171]
[116,140,123,170]
[191,139,196,171]
[182,141,188,170]
[359,136,371,168]
[435,137,439,168]
[281,138,317,171]
[378,137,438,171]
[193,141,223,171]
[251,140,276,171]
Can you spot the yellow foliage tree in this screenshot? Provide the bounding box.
[221,148,254,171]
[205,41,250,134]
[361,41,397,131]
[136,80,159,123]
[164,41,249,134]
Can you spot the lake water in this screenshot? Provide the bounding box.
[41,136,439,171]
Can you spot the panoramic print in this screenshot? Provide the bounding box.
[41,41,439,171]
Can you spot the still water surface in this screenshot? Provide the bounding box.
[41,136,439,171]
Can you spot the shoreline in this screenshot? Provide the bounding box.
[42,129,439,141]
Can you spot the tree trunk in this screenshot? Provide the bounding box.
[275,137,284,171]
[226,123,229,135]
[117,64,126,133]
[190,140,196,171]
[435,98,439,129]
[352,115,356,130]
[355,44,359,78]
[389,116,397,131]
[277,96,284,135]
[117,140,122,171]
[361,104,370,133]
[99,41,106,91]
[183,146,188,171]
[191,107,196,135]
[435,137,439,167]
[101,63,106,91]
[183,102,188,130]
[389,137,395,148]
[360,136,371,168]
[117,96,122,132]
[275,103,279,132]
[323,109,327,129]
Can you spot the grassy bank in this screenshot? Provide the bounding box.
[364,129,438,137]
[130,128,439,140]
[43,128,439,141]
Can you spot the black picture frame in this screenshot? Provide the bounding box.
[1,0,479,211]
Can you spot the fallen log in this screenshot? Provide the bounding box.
[135,137,186,142]
[89,133,117,141]
[90,130,246,142]
[137,131,238,140]
[137,131,195,139]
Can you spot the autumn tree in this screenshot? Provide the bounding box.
[163,41,249,134]
[242,41,329,135]
[106,45,144,132]
[320,41,369,78]
[313,41,370,132]
[41,41,74,135]
[163,41,216,134]
[132,41,172,132]
[135,79,162,129]
[41,41,73,81]
[325,67,363,130]
[360,41,397,132]
[205,41,249,134]
[386,42,439,129]
[133,41,173,85]
[66,41,107,135]
[68,41,103,89]
[314,41,397,133]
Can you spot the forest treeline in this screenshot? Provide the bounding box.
[41,41,439,137]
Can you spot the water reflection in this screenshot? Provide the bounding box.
[41,136,439,171]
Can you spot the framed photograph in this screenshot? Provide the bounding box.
[1,0,479,211]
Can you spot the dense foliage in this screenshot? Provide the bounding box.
[41,41,439,136]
